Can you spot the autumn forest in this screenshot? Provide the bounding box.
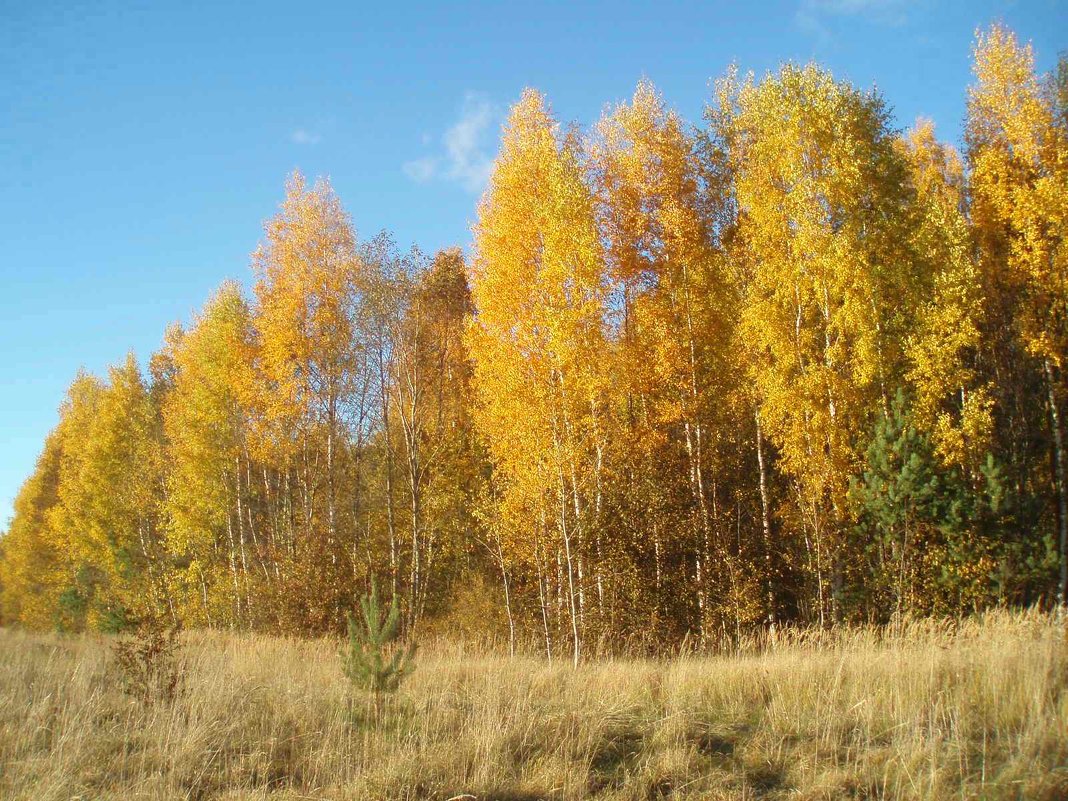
[2,25,1066,663]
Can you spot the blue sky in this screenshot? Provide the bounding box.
[1,0,1065,523]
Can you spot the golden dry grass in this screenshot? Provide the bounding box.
[1,610,1066,800]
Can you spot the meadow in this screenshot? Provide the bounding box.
[1,609,1065,800]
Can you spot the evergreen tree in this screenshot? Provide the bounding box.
[340,580,416,719]
[849,390,1008,618]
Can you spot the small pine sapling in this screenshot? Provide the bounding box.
[340,580,416,721]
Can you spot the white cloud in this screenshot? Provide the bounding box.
[403,156,438,183]
[443,94,495,191]
[796,0,913,42]
[403,93,497,193]
[291,128,322,145]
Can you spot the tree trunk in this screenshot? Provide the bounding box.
[555,456,581,667]
[755,411,776,630]
[378,351,398,598]
[234,461,251,626]
[1045,360,1067,612]
[494,531,515,658]
[226,514,242,627]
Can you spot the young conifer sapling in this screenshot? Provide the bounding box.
[340,579,416,721]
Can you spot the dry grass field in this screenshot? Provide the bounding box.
[1,610,1066,800]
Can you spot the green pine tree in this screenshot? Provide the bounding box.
[848,389,1001,619]
[340,580,416,721]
